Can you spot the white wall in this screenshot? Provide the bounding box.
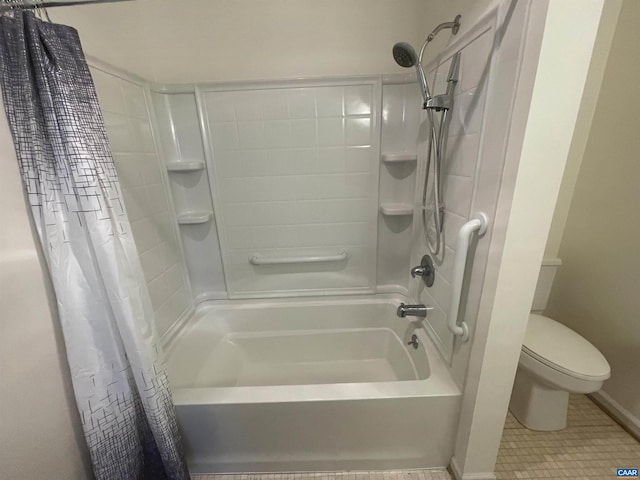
[450,1,614,478]
[91,64,191,336]
[0,100,92,480]
[52,0,430,84]
[544,1,622,256]
[546,0,640,435]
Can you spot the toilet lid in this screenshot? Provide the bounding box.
[522,314,610,381]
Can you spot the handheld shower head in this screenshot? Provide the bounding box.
[392,42,418,68]
[393,42,430,105]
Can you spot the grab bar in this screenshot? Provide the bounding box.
[448,213,488,342]
[249,251,349,266]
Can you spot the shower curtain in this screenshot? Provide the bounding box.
[0,11,189,480]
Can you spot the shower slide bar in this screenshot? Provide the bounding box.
[249,252,349,266]
[447,212,488,342]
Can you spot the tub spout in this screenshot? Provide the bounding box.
[396,303,431,318]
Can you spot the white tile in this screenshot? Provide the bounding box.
[429,272,451,314]
[234,91,263,121]
[103,112,132,152]
[148,273,173,309]
[288,89,316,118]
[346,117,371,146]
[139,244,165,281]
[153,213,175,245]
[112,154,142,188]
[129,117,156,153]
[443,175,473,217]
[315,86,344,117]
[260,150,294,176]
[317,117,344,146]
[263,120,292,148]
[218,150,243,178]
[210,122,239,150]
[130,218,158,254]
[261,91,290,120]
[460,30,493,93]
[290,119,317,147]
[432,57,452,95]
[445,133,479,177]
[345,147,372,173]
[345,85,372,115]
[316,147,346,173]
[121,80,148,119]
[140,156,163,185]
[205,92,237,123]
[237,121,265,149]
[164,263,184,296]
[224,198,369,226]
[457,89,485,135]
[438,245,456,284]
[120,191,141,223]
[443,212,468,249]
[290,148,318,174]
[145,184,168,215]
[157,240,179,271]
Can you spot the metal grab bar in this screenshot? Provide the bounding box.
[448,213,488,342]
[249,252,349,266]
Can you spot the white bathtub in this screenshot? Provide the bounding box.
[164,295,461,473]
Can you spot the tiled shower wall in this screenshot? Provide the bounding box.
[411,29,493,364]
[202,81,380,298]
[90,65,190,336]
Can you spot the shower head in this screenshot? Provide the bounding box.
[393,42,430,105]
[392,42,418,68]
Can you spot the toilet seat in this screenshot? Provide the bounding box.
[522,314,610,382]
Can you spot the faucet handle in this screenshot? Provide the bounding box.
[411,255,435,287]
[411,266,426,278]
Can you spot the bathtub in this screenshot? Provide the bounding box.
[164,295,461,474]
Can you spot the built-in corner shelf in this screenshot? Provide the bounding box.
[166,161,205,172]
[380,203,414,217]
[381,152,418,164]
[177,211,213,225]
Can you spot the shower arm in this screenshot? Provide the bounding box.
[417,14,462,103]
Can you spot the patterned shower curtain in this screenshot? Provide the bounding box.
[0,11,189,480]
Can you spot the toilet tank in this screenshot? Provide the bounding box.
[531,258,562,312]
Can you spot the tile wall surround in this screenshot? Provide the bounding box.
[149,78,422,302]
[90,65,190,336]
[411,29,494,365]
[202,81,381,298]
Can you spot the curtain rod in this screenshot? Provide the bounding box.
[0,0,133,11]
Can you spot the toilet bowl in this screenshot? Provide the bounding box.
[509,314,610,431]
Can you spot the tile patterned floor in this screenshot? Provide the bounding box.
[496,394,640,479]
[192,395,640,480]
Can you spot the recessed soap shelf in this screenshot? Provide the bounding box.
[380,203,414,217]
[381,152,418,164]
[167,161,205,172]
[177,211,213,225]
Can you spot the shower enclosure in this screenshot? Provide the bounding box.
[119,19,497,471]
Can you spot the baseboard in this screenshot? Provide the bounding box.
[449,457,497,480]
[589,391,640,440]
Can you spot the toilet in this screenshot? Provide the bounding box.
[509,258,610,431]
